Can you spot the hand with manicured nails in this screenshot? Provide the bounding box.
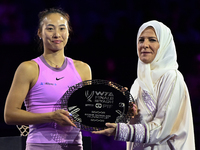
[51,109,77,127]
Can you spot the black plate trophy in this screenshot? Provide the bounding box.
[57,79,135,131]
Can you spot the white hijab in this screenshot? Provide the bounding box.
[131,20,178,100]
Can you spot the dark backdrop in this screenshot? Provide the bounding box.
[1,0,200,149]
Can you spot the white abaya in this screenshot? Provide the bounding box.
[114,20,195,150]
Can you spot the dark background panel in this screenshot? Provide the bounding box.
[0,0,200,149]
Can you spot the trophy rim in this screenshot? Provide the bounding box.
[55,79,135,131]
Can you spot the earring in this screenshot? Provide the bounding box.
[39,37,41,40]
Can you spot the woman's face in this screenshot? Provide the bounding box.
[38,13,69,52]
[137,27,160,64]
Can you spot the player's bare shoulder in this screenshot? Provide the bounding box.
[16,60,39,85]
[73,59,92,81]
[18,60,38,74]
[73,59,89,69]
[73,59,91,73]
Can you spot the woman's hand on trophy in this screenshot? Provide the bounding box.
[128,102,138,118]
[92,123,117,136]
[108,81,138,118]
[51,109,77,127]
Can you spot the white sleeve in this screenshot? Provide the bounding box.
[115,70,189,144]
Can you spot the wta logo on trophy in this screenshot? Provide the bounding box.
[65,79,134,131]
[85,91,94,102]
[85,90,114,103]
[85,90,114,109]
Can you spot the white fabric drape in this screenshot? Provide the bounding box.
[124,20,195,149]
[133,20,178,100]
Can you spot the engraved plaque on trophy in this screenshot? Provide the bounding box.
[55,79,135,131]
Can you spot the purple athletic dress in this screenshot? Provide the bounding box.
[24,55,83,150]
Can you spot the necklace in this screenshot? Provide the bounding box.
[43,56,64,68]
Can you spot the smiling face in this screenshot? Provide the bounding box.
[137,27,160,64]
[38,13,69,52]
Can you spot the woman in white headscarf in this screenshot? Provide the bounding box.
[93,20,195,150]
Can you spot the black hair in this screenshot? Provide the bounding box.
[36,8,72,52]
